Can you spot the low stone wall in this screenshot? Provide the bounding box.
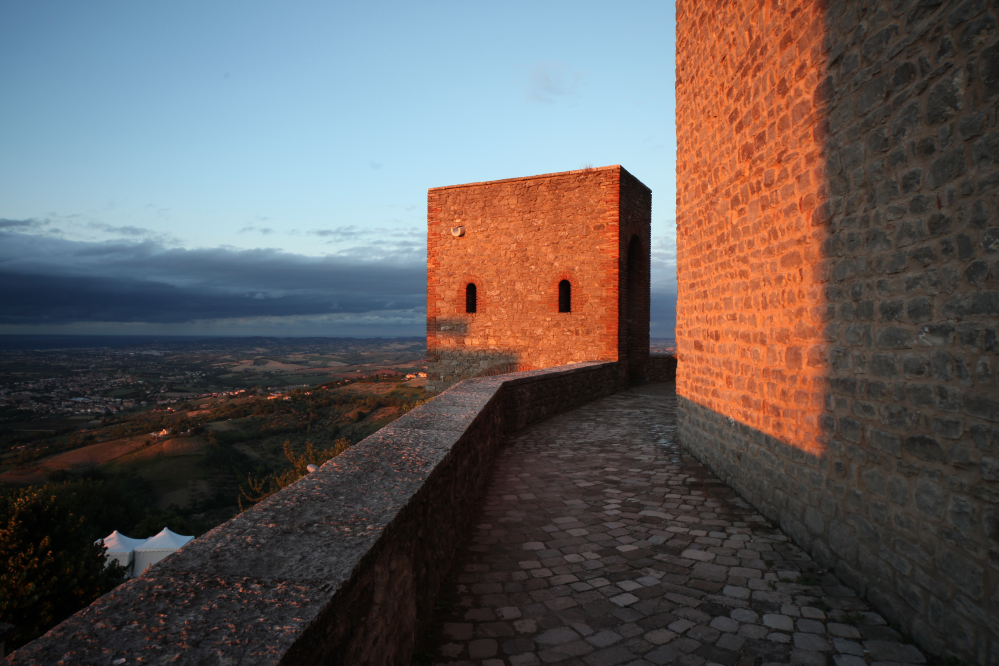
[646,355,676,382]
[7,361,625,666]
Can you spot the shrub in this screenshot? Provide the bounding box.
[239,438,349,510]
[0,487,127,650]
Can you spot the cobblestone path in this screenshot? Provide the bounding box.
[418,384,929,666]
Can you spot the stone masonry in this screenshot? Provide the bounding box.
[676,0,999,663]
[6,363,627,665]
[427,166,651,394]
[421,383,928,666]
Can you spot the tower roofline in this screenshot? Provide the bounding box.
[428,164,649,193]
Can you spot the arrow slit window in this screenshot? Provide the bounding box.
[466,283,477,313]
[558,280,571,313]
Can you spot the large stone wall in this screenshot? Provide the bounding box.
[426,166,651,394]
[7,362,626,666]
[676,0,999,662]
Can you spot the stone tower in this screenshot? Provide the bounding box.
[426,165,651,394]
[675,0,999,661]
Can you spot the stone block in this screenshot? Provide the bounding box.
[914,481,946,519]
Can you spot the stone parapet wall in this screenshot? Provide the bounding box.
[7,362,625,666]
[648,354,678,382]
[676,0,999,662]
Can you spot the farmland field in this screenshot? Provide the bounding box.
[0,336,429,538]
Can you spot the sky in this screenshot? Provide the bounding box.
[0,1,677,338]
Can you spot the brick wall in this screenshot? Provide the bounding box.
[676,0,999,662]
[426,166,651,393]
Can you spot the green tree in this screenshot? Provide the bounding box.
[47,473,157,542]
[0,487,127,650]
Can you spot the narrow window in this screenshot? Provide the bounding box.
[466,283,477,313]
[558,280,571,313]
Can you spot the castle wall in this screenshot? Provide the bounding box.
[676,0,999,662]
[426,166,651,394]
[8,363,625,664]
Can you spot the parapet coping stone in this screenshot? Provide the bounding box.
[7,360,618,665]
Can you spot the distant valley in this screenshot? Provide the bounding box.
[0,336,428,538]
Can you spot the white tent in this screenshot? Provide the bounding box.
[132,527,194,576]
[97,531,148,577]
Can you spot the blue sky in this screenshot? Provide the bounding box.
[0,1,677,337]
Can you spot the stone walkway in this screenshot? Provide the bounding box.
[416,384,929,666]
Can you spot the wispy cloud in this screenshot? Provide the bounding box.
[238,226,276,235]
[2,213,184,245]
[307,224,423,252]
[308,225,364,241]
[526,63,585,105]
[387,204,418,213]
[0,217,61,235]
[86,221,159,237]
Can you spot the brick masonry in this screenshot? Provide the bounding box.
[676,0,999,663]
[426,166,651,394]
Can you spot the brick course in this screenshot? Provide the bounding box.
[676,1,999,663]
[426,166,651,393]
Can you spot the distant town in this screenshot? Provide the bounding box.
[0,336,428,454]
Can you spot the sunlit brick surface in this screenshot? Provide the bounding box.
[426,166,651,394]
[676,1,999,661]
[675,0,831,452]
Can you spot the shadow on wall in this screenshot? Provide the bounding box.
[678,396,992,652]
[428,319,596,394]
[676,0,999,661]
[426,326,521,394]
[434,319,468,335]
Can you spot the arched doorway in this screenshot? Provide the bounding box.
[626,235,647,384]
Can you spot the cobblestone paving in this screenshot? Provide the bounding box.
[418,384,929,666]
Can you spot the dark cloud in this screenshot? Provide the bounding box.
[0,228,675,336]
[0,218,34,229]
[0,232,425,326]
[650,291,677,336]
[0,217,51,232]
[0,272,416,324]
